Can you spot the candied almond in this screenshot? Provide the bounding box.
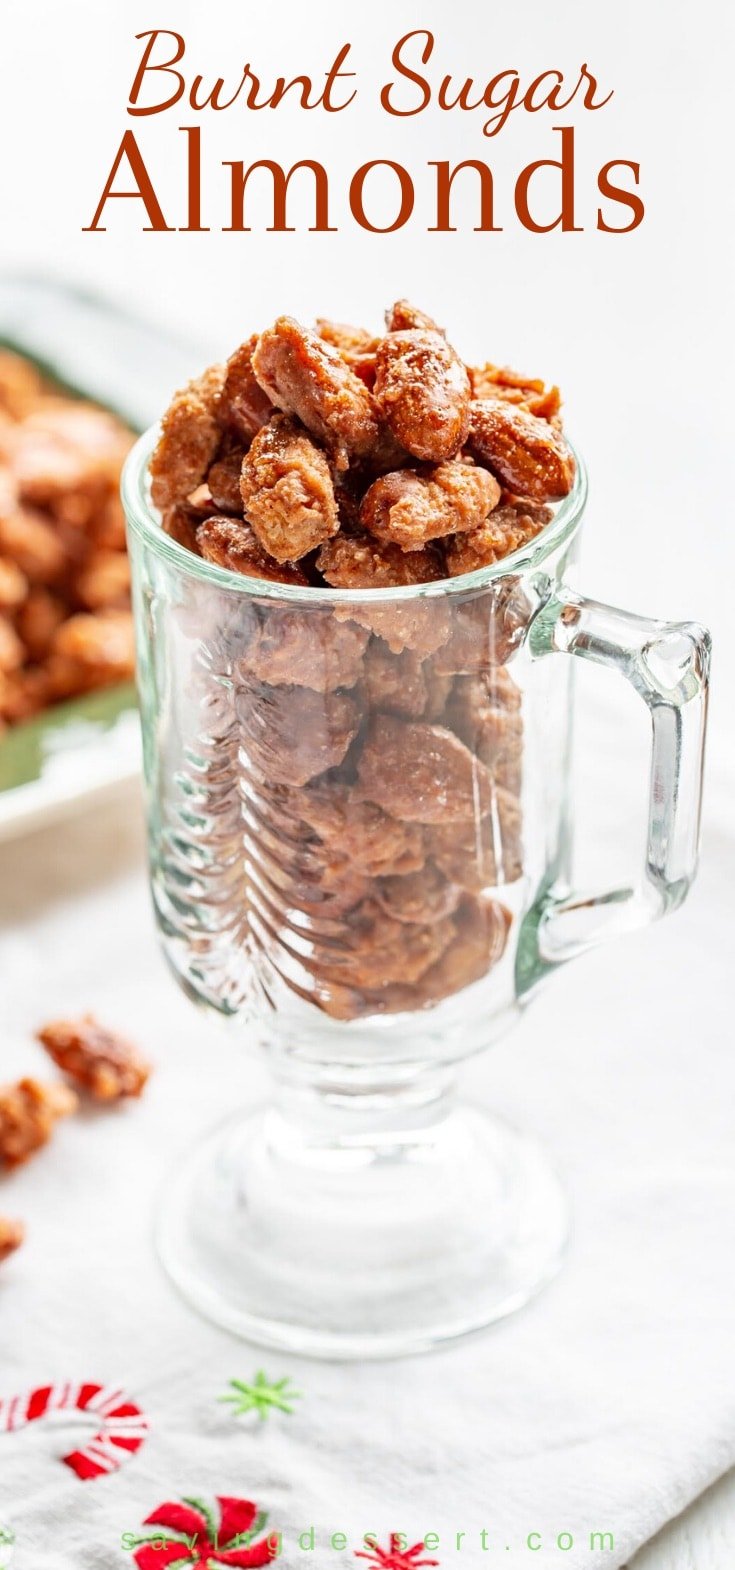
[469,399,574,501]
[198,516,310,585]
[206,450,248,514]
[446,673,524,791]
[252,316,381,468]
[309,896,455,990]
[374,329,471,462]
[37,1015,150,1101]
[150,364,225,511]
[75,550,131,611]
[162,502,201,554]
[278,779,426,877]
[237,681,359,786]
[316,531,450,656]
[0,506,66,584]
[0,1077,78,1169]
[360,462,500,552]
[362,640,429,718]
[317,530,443,591]
[240,415,338,562]
[237,608,367,691]
[316,319,380,380]
[47,610,135,698]
[0,615,24,673]
[355,713,495,823]
[427,789,523,890]
[375,862,460,926]
[0,667,50,724]
[0,349,44,419]
[219,334,274,441]
[0,555,27,609]
[386,300,446,335]
[378,895,511,1010]
[16,587,65,661]
[0,1216,25,1262]
[444,496,552,576]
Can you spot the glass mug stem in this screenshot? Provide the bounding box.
[528,588,711,968]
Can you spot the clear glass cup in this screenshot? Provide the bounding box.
[123,427,710,1358]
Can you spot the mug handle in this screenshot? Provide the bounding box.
[526,586,711,969]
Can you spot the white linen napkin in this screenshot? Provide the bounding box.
[0,693,733,1570]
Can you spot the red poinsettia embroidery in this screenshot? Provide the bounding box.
[356,1537,440,1569]
[132,1496,277,1568]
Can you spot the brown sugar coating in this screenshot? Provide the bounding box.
[375,862,460,926]
[362,640,429,718]
[0,349,44,419]
[317,531,443,591]
[360,462,500,552]
[444,496,552,575]
[283,779,426,877]
[309,896,455,991]
[427,788,523,889]
[252,317,381,469]
[386,300,445,335]
[0,556,27,610]
[237,681,359,786]
[75,550,131,612]
[0,1077,78,1168]
[355,714,495,824]
[206,450,249,514]
[374,330,471,462]
[219,334,274,441]
[18,585,66,659]
[161,502,201,554]
[446,673,523,792]
[149,365,225,510]
[315,320,380,387]
[0,506,67,584]
[433,593,527,675]
[0,615,24,673]
[46,610,135,699]
[237,609,368,691]
[469,400,574,502]
[197,516,310,585]
[469,363,562,423]
[0,1215,25,1262]
[375,896,512,1011]
[240,415,339,562]
[0,360,134,729]
[37,1015,150,1102]
[316,530,450,656]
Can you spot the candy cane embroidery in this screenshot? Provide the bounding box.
[0,1382,148,1479]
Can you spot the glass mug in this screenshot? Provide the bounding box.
[123,428,710,1358]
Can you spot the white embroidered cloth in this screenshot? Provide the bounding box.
[0,690,733,1570]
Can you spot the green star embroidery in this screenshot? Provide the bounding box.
[0,1521,14,1569]
[219,1370,302,1421]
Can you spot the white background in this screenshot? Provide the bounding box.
[0,2,733,1565]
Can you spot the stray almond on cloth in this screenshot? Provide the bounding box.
[0,1215,25,1261]
[36,1014,151,1101]
[0,1077,77,1168]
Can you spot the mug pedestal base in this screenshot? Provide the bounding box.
[157,1096,568,1360]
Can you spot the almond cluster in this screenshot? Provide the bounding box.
[0,351,135,735]
[150,300,573,586]
[149,303,572,1022]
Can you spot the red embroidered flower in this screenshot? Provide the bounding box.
[356,1537,440,1569]
[132,1496,277,1568]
